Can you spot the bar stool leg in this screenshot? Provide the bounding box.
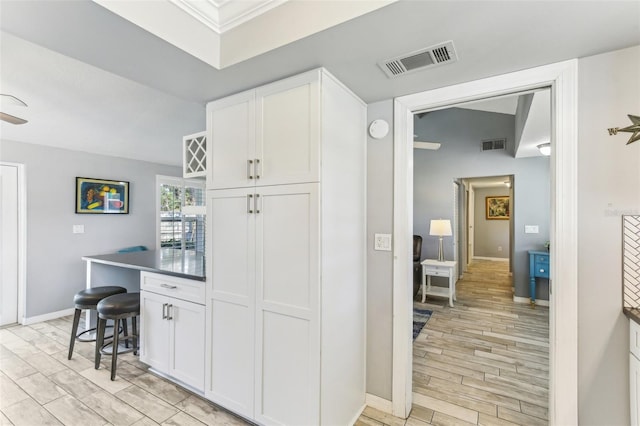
[68,308,82,360]
[132,316,138,356]
[123,317,129,349]
[95,317,105,369]
[110,319,120,381]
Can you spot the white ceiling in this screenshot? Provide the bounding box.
[0,0,638,167]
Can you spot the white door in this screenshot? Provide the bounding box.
[206,188,256,417]
[255,183,320,426]
[169,298,205,390]
[255,71,320,187]
[140,291,170,371]
[0,164,19,326]
[207,90,256,190]
[468,185,475,263]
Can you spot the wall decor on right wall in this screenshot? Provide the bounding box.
[623,215,640,308]
[485,196,510,220]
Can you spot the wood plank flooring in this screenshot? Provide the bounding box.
[358,259,549,426]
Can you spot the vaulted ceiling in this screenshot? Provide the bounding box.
[1,0,638,166]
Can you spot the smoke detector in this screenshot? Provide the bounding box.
[379,41,458,78]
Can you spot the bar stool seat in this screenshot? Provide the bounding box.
[68,286,127,360]
[95,292,140,380]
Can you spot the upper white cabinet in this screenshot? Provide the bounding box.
[204,68,366,426]
[206,71,320,189]
[183,132,207,178]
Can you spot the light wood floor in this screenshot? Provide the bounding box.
[358,259,549,426]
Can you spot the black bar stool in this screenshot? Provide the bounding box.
[94,292,140,380]
[68,286,127,360]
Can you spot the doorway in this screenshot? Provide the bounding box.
[391,60,578,424]
[0,162,25,326]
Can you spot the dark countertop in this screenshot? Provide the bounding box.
[624,307,640,325]
[82,248,205,281]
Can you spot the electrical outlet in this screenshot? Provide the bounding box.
[374,233,392,251]
[73,225,85,234]
[497,246,502,252]
[525,225,539,234]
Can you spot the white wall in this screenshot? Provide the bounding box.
[577,45,640,425]
[0,140,181,319]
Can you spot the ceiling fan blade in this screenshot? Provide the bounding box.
[0,94,27,107]
[0,112,28,125]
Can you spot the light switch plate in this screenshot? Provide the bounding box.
[73,225,85,234]
[374,233,392,251]
[524,225,539,234]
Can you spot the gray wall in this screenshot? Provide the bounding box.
[473,187,510,259]
[366,100,394,400]
[413,108,550,300]
[0,140,181,319]
[577,45,640,425]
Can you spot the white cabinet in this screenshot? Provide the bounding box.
[205,68,366,425]
[140,272,205,392]
[206,71,320,190]
[183,132,207,178]
[631,319,640,426]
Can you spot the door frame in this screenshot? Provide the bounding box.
[391,60,578,424]
[1,162,27,325]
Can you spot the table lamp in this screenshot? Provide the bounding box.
[430,219,452,262]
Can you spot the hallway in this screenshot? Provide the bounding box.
[359,260,549,425]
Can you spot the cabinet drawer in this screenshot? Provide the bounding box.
[534,264,549,278]
[631,319,640,360]
[535,255,549,264]
[141,272,205,305]
[423,267,451,277]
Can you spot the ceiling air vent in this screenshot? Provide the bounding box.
[481,138,507,152]
[379,41,458,78]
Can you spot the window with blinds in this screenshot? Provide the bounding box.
[157,176,205,254]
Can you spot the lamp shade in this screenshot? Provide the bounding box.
[429,219,452,237]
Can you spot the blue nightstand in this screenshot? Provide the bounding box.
[528,250,549,305]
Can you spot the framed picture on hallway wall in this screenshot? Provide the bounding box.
[486,196,509,220]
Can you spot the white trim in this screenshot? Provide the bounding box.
[472,256,509,262]
[391,60,578,424]
[1,162,27,326]
[514,296,550,307]
[22,308,75,325]
[365,393,393,414]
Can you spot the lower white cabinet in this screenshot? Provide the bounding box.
[140,272,205,392]
[631,319,640,426]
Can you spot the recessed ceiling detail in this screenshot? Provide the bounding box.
[379,40,458,78]
[170,0,288,34]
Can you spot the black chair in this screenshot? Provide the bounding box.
[68,286,127,360]
[413,235,423,297]
[95,292,140,380]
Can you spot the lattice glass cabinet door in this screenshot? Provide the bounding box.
[183,132,207,178]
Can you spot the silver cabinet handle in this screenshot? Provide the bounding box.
[539,269,545,273]
[247,159,254,179]
[247,194,253,214]
[167,304,173,320]
[162,303,167,319]
[255,159,261,179]
[255,194,261,214]
[160,283,177,289]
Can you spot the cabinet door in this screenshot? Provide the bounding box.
[255,71,320,187]
[254,184,320,425]
[207,90,256,189]
[205,188,256,416]
[140,291,170,372]
[168,298,205,391]
[633,352,640,426]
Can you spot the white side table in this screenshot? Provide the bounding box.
[421,259,457,307]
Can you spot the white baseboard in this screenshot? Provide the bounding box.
[473,256,509,262]
[513,296,550,307]
[351,403,368,426]
[22,308,75,325]
[365,393,393,414]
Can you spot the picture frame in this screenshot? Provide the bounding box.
[76,177,129,214]
[486,196,510,220]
